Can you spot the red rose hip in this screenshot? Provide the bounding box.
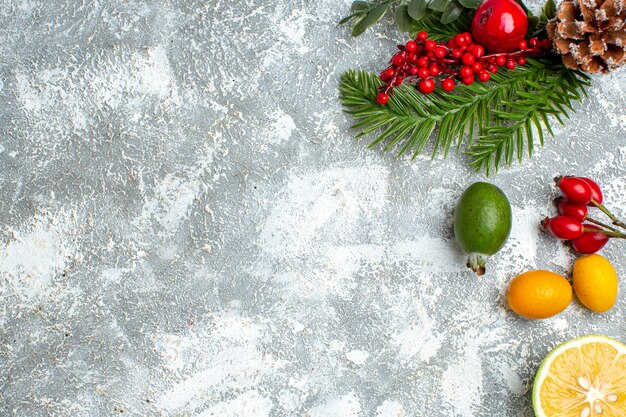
[542,216,583,240]
[578,177,603,205]
[557,197,588,222]
[557,176,593,204]
[570,225,609,254]
[471,0,528,52]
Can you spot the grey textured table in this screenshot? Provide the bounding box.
[1,1,625,416]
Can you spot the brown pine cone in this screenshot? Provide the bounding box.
[546,0,626,73]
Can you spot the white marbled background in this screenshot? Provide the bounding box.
[1,0,625,416]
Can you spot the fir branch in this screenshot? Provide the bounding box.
[339,60,590,174]
[467,61,590,175]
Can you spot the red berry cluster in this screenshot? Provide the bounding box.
[543,176,626,254]
[376,31,551,104]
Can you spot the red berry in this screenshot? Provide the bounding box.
[478,70,490,82]
[505,59,516,69]
[418,67,430,79]
[463,32,473,43]
[418,57,429,67]
[570,225,609,254]
[394,76,404,86]
[471,62,483,73]
[459,66,473,78]
[557,176,593,204]
[462,75,475,85]
[496,56,507,66]
[447,39,457,48]
[377,92,389,105]
[418,79,435,94]
[543,216,584,240]
[410,66,419,75]
[454,33,468,45]
[425,40,437,51]
[470,45,485,58]
[417,31,428,41]
[409,54,419,64]
[385,68,396,78]
[487,64,498,73]
[462,53,475,65]
[429,65,441,76]
[434,47,446,59]
[541,38,551,49]
[529,37,539,47]
[518,40,527,50]
[579,177,603,205]
[405,41,418,53]
[471,0,528,52]
[488,57,496,64]
[392,53,405,67]
[459,45,468,52]
[557,197,588,221]
[451,49,462,58]
[441,78,455,92]
[516,57,526,65]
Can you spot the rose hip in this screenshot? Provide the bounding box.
[542,216,583,240]
[578,177,603,205]
[570,225,609,254]
[556,176,592,204]
[557,197,588,222]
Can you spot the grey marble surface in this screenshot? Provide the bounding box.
[1,1,625,416]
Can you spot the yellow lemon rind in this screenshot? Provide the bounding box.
[532,334,626,417]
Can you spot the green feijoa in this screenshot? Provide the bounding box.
[454,182,512,275]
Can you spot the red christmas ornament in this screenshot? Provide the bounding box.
[471,0,528,53]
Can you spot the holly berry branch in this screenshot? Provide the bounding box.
[374,31,552,104]
[338,0,592,175]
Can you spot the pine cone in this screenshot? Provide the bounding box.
[546,0,626,73]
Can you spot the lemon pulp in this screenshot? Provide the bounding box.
[533,335,626,417]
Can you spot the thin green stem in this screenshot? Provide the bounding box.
[591,199,626,230]
[586,216,621,234]
[583,227,626,239]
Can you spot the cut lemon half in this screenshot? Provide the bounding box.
[533,335,626,417]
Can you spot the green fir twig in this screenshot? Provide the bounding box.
[339,60,590,175]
